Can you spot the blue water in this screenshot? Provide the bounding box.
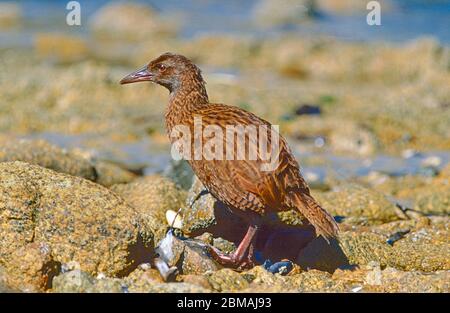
[1,0,449,46]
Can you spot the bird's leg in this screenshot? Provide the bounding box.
[208,223,259,269]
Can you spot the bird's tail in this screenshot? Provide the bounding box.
[289,192,339,241]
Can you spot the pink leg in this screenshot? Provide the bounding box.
[208,224,259,269]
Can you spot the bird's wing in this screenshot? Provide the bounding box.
[193,104,310,210]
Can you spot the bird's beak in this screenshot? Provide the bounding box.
[120,66,153,84]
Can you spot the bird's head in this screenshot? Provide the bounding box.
[120,52,204,92]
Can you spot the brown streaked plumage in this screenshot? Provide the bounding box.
[121,52,339,269]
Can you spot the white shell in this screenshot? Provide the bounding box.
[166,209,183,229]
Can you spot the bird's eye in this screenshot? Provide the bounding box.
[157,64,166,71]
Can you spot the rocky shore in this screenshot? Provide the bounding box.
[0,1,449,293]
[0,139,448,293]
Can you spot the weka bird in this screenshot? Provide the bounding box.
[121,53,338,269]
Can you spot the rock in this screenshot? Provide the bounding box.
[296,237,351,272]
[126,267,210,293]
[205,269,250,292]
[125,267,164,287]
[0,161,154,291]
[377,172,450,215]
[0,138,137,187]
[313,184,402,225]
[92,160,137,187]
[303,223,450,273]
[285,116,377,156]
[252,0,315,27]
[52,270,125,293]
[366,267,450,292]
[242,266,345,292]
[130,281,210,293]
[212,237,236,254]
[182,34,259,69]
[181,275,212,290]
[182,178,218,235]
[389,223,450,272]
[294,270,345,292]
[89,2,177,42]
[1,242,60,292]
[163,159,194,190]
[111,175,187,244]
[182,177,246,239]
[34,33,89,63]
[91,277,124,293]
[331,265,450,292]
[52,270,95,293]
[338,231,394,268]
[328,122,377,156]
[155,233,219,275]
[0,139,97,181]
[0,266,16,292]
[413,183,450,215]
[0,2,22,28]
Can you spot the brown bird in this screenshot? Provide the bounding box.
[121,53,338,269]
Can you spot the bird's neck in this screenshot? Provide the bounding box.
[165,77,209,132]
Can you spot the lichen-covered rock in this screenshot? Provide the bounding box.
[0,161,154,291]
[180,274,213,290]
[413,183,450,215]
[182,35,259,69]
[331,264,450,293]
[301,223,450,273]
[0,139,97,181]
[314,184,402,225]
[182,177,225,234]
[52,270,95,293]
[242,267,345,292]
[365,267,450,292]
[131,282,211,293]
[52,270,125,293]
[205,269,250,292]
[34,33,89,63]
[389,222,450,272]
[126,267,210,293]
[338,231,394,268]
[111,175,187,244]
[89,2,177,42]
[182,177,246,238]
[92,160,137,187]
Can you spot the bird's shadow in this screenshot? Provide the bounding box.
[198,202,352,273]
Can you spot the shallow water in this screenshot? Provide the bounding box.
[1,0,450,49]
[24,132,450,185]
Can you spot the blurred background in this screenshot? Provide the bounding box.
[0,0,449,195]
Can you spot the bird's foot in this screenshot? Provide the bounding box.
[207,245,255,270]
